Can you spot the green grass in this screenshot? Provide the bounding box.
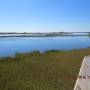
[0,48,90,90]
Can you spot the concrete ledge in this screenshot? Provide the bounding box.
[74,56,90,90]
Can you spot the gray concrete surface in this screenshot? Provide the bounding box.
[74,56,90,90]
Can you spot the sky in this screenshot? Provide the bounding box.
[0,0,90,32]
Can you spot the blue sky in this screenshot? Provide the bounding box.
[0,0,90,32]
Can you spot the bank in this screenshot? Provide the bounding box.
[0,48,90,90]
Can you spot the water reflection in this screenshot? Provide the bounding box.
[0,36,90,56]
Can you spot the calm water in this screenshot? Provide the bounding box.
[0,36,90,57]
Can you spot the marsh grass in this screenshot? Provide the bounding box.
[0,48,90,90]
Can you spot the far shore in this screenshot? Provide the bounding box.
[0,34,90,37]
[0,32,90,37]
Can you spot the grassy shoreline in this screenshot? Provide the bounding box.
[0,48,90,90]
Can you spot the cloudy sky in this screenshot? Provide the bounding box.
[0,0,90,32]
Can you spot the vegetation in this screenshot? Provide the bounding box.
[0,48,90,90]
[0,32,90,37]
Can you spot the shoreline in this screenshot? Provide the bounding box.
[0,34,90,38]
[0,47,90,59]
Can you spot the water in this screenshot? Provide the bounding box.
[0,36,90,57]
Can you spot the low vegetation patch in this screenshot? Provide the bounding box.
[0,48,90,90]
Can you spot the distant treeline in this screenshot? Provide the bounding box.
[0,32,90,34]
[0,32,90,37]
